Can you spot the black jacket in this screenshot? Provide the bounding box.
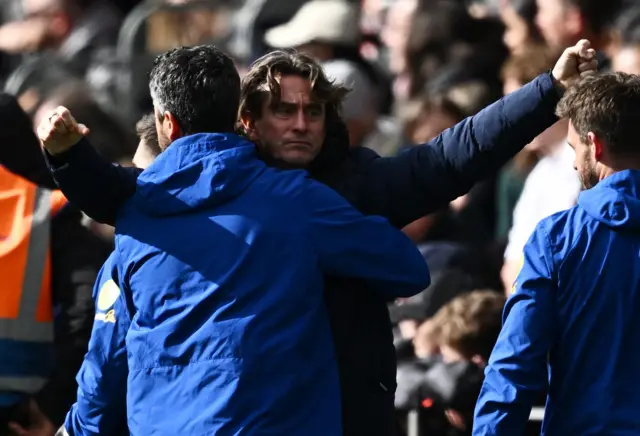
[44,72,561,435]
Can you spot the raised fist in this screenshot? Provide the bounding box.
[37,106,90,155]
[552,39,598,90]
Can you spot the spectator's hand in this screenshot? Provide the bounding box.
[0,19,49,54]
[552,39,598,90]
[445,409,467,431]
[37,106,90,156]
[7,399,56,436]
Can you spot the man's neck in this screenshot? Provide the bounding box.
[600,157,640,180]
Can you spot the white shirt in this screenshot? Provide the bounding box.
[504,142,581,261]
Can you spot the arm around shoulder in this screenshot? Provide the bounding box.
[306,179,430,298]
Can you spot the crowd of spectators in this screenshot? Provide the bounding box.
[0,0,638,435]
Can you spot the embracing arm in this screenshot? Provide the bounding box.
[307,180,430,298]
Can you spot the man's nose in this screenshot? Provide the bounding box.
[292,110,308,132]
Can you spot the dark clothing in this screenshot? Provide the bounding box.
[0,398,29,436]
[39,205,112,426]
[45,73,561,435]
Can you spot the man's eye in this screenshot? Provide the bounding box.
[308,108,323,117]
[275,106,294,115]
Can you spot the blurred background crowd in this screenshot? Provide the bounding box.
[0,0,638,435]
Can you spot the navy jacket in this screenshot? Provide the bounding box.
[46,72,561,436]
[63,133,429,435]
[474,170,640,435]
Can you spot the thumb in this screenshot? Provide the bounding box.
[76,123,90,136]
[573,39,593,60]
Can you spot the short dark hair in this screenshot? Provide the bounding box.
[149,45,240,135]
[556,72,640,156]
[238,49,349,133]
[135,113,161,158]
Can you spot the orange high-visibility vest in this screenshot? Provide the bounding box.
[0,165,67,395]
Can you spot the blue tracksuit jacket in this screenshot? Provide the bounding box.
[64,133,430,436]
[473,170,640,435]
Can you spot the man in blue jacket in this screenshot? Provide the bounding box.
[39,42,596,436]
[473,72,640,435]
[42,46,430,436]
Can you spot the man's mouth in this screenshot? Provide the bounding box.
[285,141,312,148]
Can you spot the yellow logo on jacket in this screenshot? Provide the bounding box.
[97,279,120,311]
[511,254,525,295]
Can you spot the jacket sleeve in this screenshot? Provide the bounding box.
[362,73,561,228]
[63,253,130,436]
[44,139,141,226]
[472,223,556,436]
[306,179,430,298]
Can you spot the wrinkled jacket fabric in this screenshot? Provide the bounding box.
[63,133,430,435]
[474,170,640,435]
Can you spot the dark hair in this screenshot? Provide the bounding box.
[238,50,351,172]
[556,72,640,156]
[149,45,240,135]
[135,113,161,158]
[568,0,624,35]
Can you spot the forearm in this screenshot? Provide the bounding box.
[44,139,139,225]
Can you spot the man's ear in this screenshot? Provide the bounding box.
[588,131,604,161]
[240,114,259,142]
[164,112,182,141]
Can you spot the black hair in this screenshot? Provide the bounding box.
[149,45,240,135]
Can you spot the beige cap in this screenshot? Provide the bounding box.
[265,0,361,48]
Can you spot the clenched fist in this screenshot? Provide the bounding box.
[552,39,598,90]
[37,106,90,155]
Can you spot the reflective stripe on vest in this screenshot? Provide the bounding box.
[0,187,54,343]
[55,425,70,436]
[0,167,67,396]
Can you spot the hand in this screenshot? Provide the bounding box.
[37,106,90,155]
[0,19,49,54]
[551,39,598,90]
[445,409,467,431]
[7,400,56,436]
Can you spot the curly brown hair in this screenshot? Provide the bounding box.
[431,290,505,361]
[556,72,640,156]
